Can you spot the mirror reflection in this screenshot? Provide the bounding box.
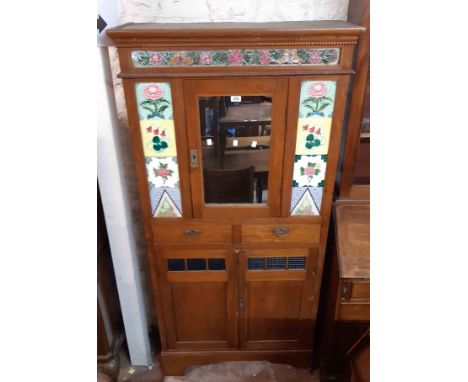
[199,96,272,205]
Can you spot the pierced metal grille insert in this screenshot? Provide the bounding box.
[287,256,307,270]
[248,257,265,270]
[208,258,226,271]
[267,257,286,270]
[167,259,185,272]
[187,258,207,271]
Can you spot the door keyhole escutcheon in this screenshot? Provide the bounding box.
[190,149,198,168]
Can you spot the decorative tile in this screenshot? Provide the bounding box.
[153,190,182,218]
[136,82,182,218]
[149,186,182,217]
[295,117,331,155]
[310,187,323,211]
[135,82,173,121]
[132,49,340,67]
[291,187,323,215]
[291,188,319,216]
[146,157,180,189]
[298,81,336,119]
[289,81,336,216]
[293,155,327,188]
[139,120,177,157]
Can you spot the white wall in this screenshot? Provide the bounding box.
[118,0,349,23]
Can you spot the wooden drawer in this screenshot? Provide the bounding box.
[338,302,370,321]
[241,224,321,245]
[152,222,232,245]
[337,279,370,321]
[349,281,370,300]
[341,280,370,301]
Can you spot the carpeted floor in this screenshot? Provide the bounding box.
[116,359,319,382]
[165,361,319,382]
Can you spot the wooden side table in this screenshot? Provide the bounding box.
[316,190,370,381]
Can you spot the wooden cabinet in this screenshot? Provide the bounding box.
[107,21,364,375]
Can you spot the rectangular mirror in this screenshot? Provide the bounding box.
[198,96,272,205]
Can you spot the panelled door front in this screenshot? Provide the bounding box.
[156,249,237,350]
[238,248,318,350]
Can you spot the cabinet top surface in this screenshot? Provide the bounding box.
[111,20,363,30]
[107,21,365,37]
[334,201,370,279]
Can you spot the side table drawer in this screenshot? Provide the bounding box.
[152,222,232,245]
[350,281,370,300]
[338,302,370,321]
[337,279,370,321]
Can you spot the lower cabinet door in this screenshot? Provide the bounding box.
[156,249,237,350]
[238,248,318,350]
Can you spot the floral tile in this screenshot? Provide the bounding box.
[295,117,331,155]
[298,81,336,119]
[146,157,180,189]
[149,187,182,217]
[292,155,327,188]
[135,83,173,121]
[131,48,340,67]
[153,189,182,218]
[139,120,177,157]
[291,186,323,215]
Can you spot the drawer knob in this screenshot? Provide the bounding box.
[184,228,201,237]
[272,227,289,237]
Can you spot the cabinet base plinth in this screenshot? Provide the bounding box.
[160,349,313,376]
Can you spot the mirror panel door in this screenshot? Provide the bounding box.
[184,78,288,218]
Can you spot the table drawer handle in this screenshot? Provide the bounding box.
[272,227,289,237]
[184,228,201,237]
